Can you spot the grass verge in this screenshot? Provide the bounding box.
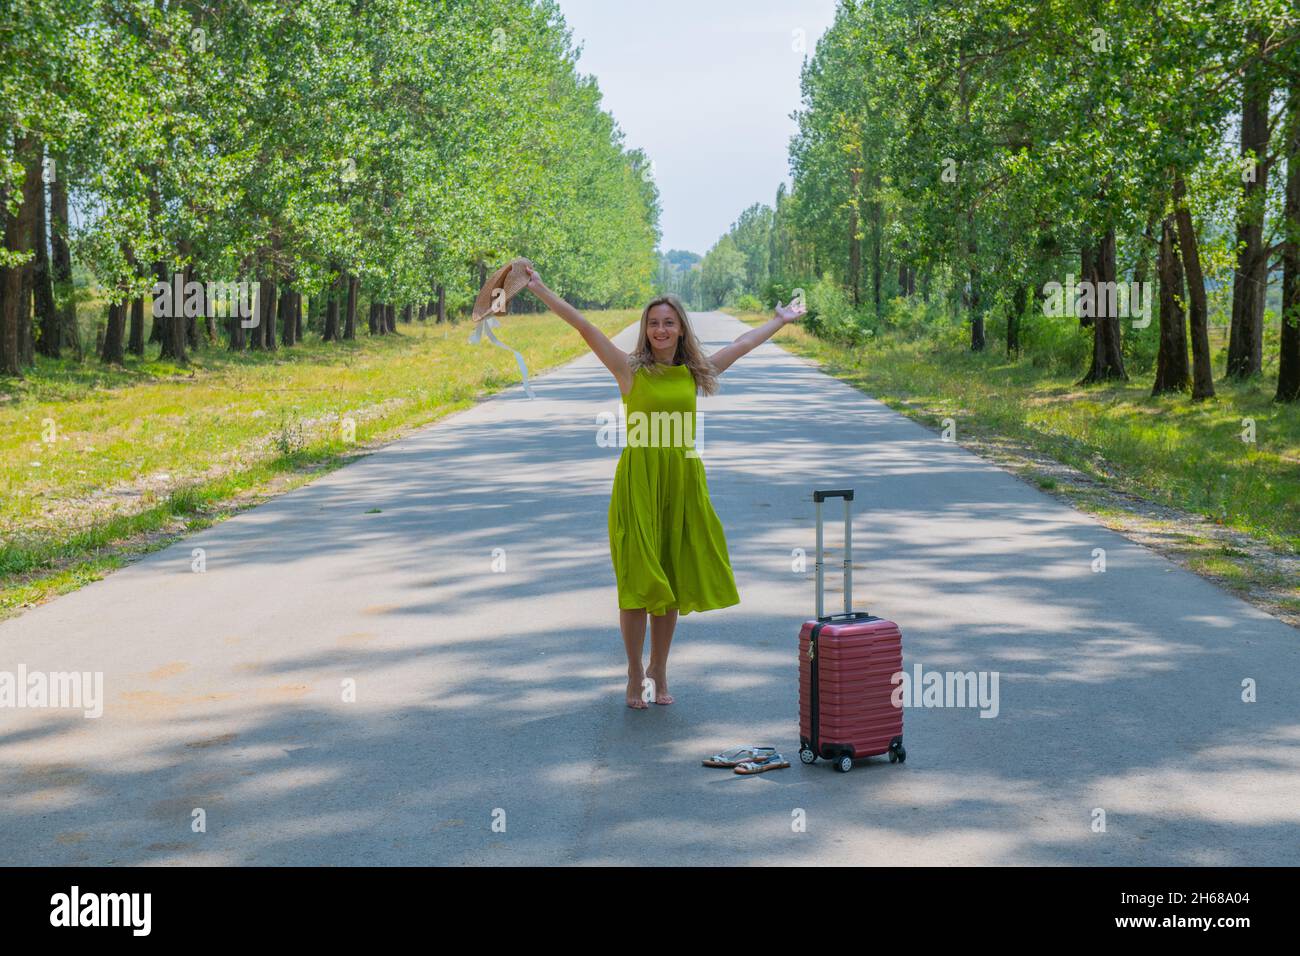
[733,310,1300,627]
[0,310,636,619]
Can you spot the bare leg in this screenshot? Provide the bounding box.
[645,608,679,704]
[619,608,649,709]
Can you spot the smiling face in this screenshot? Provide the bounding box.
[645,303,682,360]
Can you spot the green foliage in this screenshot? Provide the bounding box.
[764,318,1300,554]
[806,274,874,348]
[756,0,1300,398]
[698,235,747,308]
[1019,311,1093,373]
[881,295,946,340]
[762,278,811,310]
[2,0,661,365]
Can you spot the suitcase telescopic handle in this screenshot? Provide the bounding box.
[813,488,854,620]
[812,489,854,502]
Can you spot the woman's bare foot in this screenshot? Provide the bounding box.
[626,668,649,709]
[644,667,673,705]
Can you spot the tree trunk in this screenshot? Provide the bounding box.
[1079,229,1127,382]
[1173,175,1215,400]
[261,278,277,351]
[172,285,190,363]
[228,297,246,351]
[402,304,412,324]
[48,167,80,360]
[185,265,200,351]
[205,284,218,344]
[968,266,984,351]
[128,295,145,355]
[344,273,357,340]
[155,262,174,356]
[244,277,261,350]
[1152,215,1190,395]
[1278,77,1300,402]
[436,283,445,323]
[324,271,340,342]
[20,255,35,366]
[280,287,295,346]
[385,302,396,333]
[1078,246,1094,328]
[871,191,883,315]
[2,135,41,376]
[156,263,187,364]
[368,300,380,335]
[3,258,11,373]
[33,145,59,358]
[1133,212,1157,289]
[847,168,861,307]
[1007,283,1026,357]
[1227,27,1271,380]
[149,261,167,346]
[101,298,126,364]
[966,205,984,351]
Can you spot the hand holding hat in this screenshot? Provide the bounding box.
[523,263,545,294]
[468,256,539,400]
[471,256,535,322]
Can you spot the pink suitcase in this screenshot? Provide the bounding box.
[798,489,906,772]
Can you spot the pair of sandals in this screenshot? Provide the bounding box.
[703,746,791,775]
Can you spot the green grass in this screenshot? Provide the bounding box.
[737,312,1300,555]
[0,309,638,614]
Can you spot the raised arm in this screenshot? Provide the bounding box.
[524,265,633,394]
[709,299,807,375]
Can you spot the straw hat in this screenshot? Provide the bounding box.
[471,257,534,322]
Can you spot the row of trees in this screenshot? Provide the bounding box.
[1,0,661,376]
[731,0,1300,402]
[687,203,782,310]
[656,249,703,309]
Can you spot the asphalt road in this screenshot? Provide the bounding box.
[1,311,1296,865]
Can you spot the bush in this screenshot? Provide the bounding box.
[1121,312,1161,374]
[762,278,815,310]
[1020,308,1092,372]
[732,293,765,313]
[807,275,876,348]
[882,295,946,340]
[275,413,307,456]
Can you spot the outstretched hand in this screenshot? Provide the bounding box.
[775,299,806,324]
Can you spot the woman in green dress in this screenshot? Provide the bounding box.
[524,266,805,709]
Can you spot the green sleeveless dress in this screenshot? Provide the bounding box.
[608,361,740,616]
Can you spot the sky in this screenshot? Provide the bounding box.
[553,0,839,257]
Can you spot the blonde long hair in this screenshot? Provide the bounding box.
[627,294,721,396]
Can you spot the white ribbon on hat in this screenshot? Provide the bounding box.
[468,314,537,400]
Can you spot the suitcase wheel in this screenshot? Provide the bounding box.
[835,755,853,773]
[799,748,816,765]
[889,740,907,764]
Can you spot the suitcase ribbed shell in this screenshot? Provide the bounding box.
[799,616,903,759]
